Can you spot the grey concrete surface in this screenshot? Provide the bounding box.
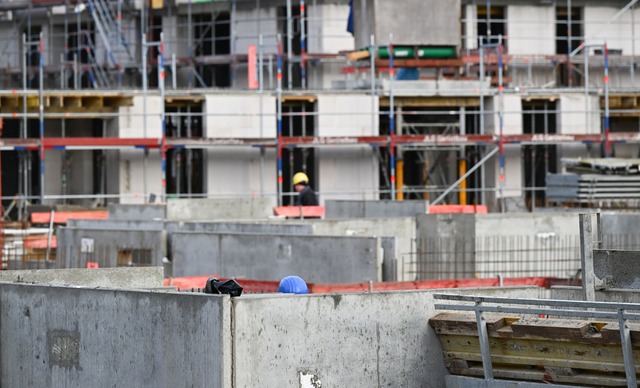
[593,249,640,289]
[171,232,381,283]
[67,219,165,230]
[172,221,313,235]
[0,283,230,387]
[550,286,640,303]
[231,287,542,388]
[325,200,428,219]
[0,267,164,288]
[166,198,274,221]
[56,227,166,269]
[353,0,461,48]
[108,204,166,220]
[446,375,577,388]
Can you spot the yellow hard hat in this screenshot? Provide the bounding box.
[292,172,309,186]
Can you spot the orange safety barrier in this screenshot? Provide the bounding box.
[165,275,557,293]
[429,205,488,214]
[23,235,57,249]
[31,210,109,224]
[273,206,325,218]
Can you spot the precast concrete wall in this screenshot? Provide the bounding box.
[166,198,274,221]
[550,286,640,304]
[107,204,166,220]
[325,200,428,219]
[171,232,381,283]
[232,287,542,388]
[172,221,314,235]
[0,267,164,289]
[56,227,166,269]
[416,213,582,280]
[67,219,165,231]
[0,283,230,387]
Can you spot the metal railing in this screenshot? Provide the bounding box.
[433,293,640,387]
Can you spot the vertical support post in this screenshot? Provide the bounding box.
[231,0,237,86]
[604,43,611,158]
[632,4,636,87]
[62,118,67,204]
[286,0,293,90]
[459,106,467,205]
[498,35,505,213]
[584,46,590,138]
[618,309,637,387]
[300,0,306,89]
[142,33,149,202]
[389,34,396,200]
[276,34,283,206]
[172,53,177,90]
[479,43,486,205]
[579,213,596,301]
[370,35,376,198]
[475,301,494,380]
[21,33,27,217]
[568,0,573,86]
[38,31,44,203]
[188,0,193,89]
[159,33,166,202]
[259,34,265,197]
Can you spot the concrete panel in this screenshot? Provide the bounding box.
[119,95,163,138]
[559,93,600,135]
[593,250,640,289]
[307,4,354,53]
[353,0,461,48]
[317,147,377,202]
[233,6,278,55]
[550,286,640,304]
[56,227,166,269]
[205,94,276,138]
[0,283,230,387]
[584,7,640,57]
[177,221,313,235]
[0,267,164,288]
[166,198,274,221]
[325,200,428,219]
[206,148,277,197]
[507,5,555,56]
[171,232,380,283]
[67,219,165,231]
[119,150,163,204]
[317,94,377,136]
[232,287,542,388]
[108,204,166,220]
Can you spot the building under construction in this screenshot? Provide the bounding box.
[0,0,638,218]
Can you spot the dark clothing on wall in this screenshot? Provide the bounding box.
[296,186,319,206]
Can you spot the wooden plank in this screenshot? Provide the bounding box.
[82,96,104,109]
[437,334,640,365]
[380,96,480,108]
[63,96,82,109]
[600,322,640,344]
[429,312,512,336]
[452,364,629,386]
[443,350,640,373]
[509,317,605,340]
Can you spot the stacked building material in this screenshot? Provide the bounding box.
[547,158,640,208]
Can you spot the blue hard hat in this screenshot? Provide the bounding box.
[278,275,309,294]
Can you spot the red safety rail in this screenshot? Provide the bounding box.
[31,210,109,224]
[429,205,488,214]
[273,206,325,218]
[165,276,557,293]
[23,235,57,249]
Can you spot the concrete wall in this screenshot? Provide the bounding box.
[171,232,381,283]
[316,94,378,201]
[550,286,640,304]
[108,204,166,221]
[56,227,166,269]
[166,198,274,221]
[307,3,354,53]
[233,5,278,56]
[0,267,164,288]
[205,94,276,138]
[507,5,555,55]
[0,283,230,387]
[593,250,640,289]
[353,0,461,48]
[232,287,542,388]
[583,7,640,58]
[559,93,600,135]
[325,200,428,219]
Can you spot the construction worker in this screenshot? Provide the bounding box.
[278,275,309,294]
[292,172,319,206]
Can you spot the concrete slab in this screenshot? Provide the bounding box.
[171,232,381,283]
[0,267,164,289]
[166,198,274,221]
[232,287,542,388]
[325,200,428,219]
[550,286,640,303]
[107,204,166,220]
[0,283,231,387]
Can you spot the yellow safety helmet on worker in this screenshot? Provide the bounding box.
[292,172,309,186]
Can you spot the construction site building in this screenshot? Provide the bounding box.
[0,0,638,216]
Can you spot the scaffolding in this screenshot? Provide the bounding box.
[0,0,636,218]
